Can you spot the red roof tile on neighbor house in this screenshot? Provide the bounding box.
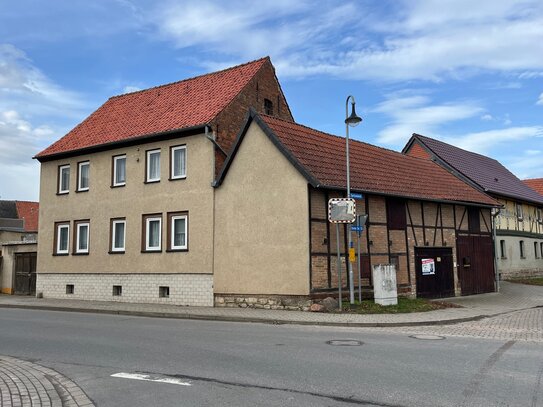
[35,58,269,159]
[258,115,497,206]
[523,178,543,196]
[15,201,39,232]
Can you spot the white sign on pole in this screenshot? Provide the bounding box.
[328,198,356,223]
[421,258,435,275]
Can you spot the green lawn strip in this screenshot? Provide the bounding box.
[506,277,543,286]
[332,298,460,314]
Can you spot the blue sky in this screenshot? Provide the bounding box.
[1,0,542,201]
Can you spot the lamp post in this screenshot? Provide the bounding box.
[345,95,362,305]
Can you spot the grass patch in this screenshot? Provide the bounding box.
[332,298,460,314]
[506,277,543,286]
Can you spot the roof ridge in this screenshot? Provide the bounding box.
[261,113,428,162]
[109,56,270,99]
[523,177,543,181]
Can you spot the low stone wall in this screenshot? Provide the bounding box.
[501,269,543,280]
[36,273,214,306]
[214,294,312,311]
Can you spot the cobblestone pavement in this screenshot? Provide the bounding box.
[376,307,543,342]
[0,356,94,407]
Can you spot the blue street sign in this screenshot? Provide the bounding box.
[350,193,363,199]
[351,226,364,232]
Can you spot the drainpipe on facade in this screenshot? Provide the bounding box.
[491,207,501,292]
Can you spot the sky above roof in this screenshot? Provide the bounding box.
[1,0,542,201]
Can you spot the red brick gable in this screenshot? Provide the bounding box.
[221,113,497,206]
[35,58,271,159]
[405,140,432,160]
[15,201,39,232]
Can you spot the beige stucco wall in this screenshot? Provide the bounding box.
[37,133,215,275]
[0,243,37,294]
[214,122,310,296]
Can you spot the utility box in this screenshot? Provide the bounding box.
[372,264,398,306]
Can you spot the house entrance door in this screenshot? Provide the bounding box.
[14,252,37,295]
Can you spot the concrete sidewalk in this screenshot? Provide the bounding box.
[0,282,541,327]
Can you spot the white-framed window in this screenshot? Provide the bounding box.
[146,149,161,182]
[170,145,186,180]
[77,161,90,191]
[170,214,187,250]
[55,222,70,254]
[58,165,70,194]
[111,219,126,252]
[537,208,542,224]
[113,155,126,187]
[144,215,162,251]
[75,221,90,254]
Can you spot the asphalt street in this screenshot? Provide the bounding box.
[0,308,541,407]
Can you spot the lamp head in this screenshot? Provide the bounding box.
[345,101,362,127]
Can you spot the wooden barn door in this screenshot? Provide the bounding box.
[457,236,495,295]
[415,247,454,298]
[14,252,37,295]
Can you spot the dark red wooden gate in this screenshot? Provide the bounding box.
[456,236,495,295]
[415,247,454,298]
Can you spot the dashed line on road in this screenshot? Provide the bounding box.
[111,372,192,386]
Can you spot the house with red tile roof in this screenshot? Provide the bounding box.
[0,200,38,295]
[212,110,499,303]
[523,178,543,197]
[33,58,501,306]
[403,134,543,280]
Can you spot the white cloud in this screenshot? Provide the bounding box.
[446,126,543,154]
[0,44,85,200]
[122,85,142,94]
[537,92,543,105]
[374,94,483,145]
[481,114,493,121]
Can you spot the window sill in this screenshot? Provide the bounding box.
[169,176,187,181]
[52,253,69,256]
[110,184,126,189]
[56,192,69,196]
[141,249,162,253]
[166,248,188,252]
[144,179,160,184]
[108,250,125,254]
[75,189,89,193]
[72,252,89,256]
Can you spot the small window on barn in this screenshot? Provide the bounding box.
[515,203,523,221]
[535,242,540,259]
[386,198,406,230]
[499,240,506,259]
[468,207,480,233]
[264,98,273,115]
[519,240,525,259]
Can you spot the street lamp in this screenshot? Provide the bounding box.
[345,95,362,305]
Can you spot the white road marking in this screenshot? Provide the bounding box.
[111,372,192,386]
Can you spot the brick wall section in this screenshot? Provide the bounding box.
[212,61,293,175]
[36,273,213,306]
[405,140,432,160]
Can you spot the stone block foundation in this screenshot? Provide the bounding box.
[214,294,312,311]
[36,273,214,306]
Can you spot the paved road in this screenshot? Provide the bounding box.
[0,308,542,406]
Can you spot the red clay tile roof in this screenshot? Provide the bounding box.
[523,178,543,196]
[15,201,39,232]
[409,134,543,205]
[256,115,497,206]
[35,57,269,159]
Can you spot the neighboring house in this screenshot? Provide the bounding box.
[403,134,543,279]
[33,57,293,306]
[213,111,498,305]
[523,178,543,196]
[0,200,39,295]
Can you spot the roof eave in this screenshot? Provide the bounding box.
[34,124,209,163]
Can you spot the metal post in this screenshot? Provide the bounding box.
[346,98,355,305]
[336,223,342,310]
[357,229,361,303]
[492,208,500,292]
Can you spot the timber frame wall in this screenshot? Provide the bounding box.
[308,186,492,297]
